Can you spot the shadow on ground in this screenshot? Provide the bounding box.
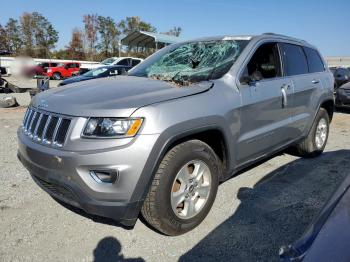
[93,236,145,262]
[180,150,350,262]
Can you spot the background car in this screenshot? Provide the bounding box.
[332,67,350,89]
[23,62,59,77]
[335,81,350,108]
[58,65,128,86]
[44,62,80,80]
[79,57,143,74]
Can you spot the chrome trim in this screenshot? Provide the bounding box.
[52,117,62,147]
[21,107,72,148]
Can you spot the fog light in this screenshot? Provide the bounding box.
[90,169,119,184]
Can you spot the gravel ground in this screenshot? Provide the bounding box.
[0,105,349,262]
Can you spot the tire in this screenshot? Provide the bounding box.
[296,108,330,157]
[52,72,61,80]
[141,140,221,236]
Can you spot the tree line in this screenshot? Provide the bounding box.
[0,13,182,61]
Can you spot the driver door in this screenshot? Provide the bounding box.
[237,42,294,165]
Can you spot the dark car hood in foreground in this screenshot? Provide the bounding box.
[339,82,350,90]
[280,174,350,262]
[31,76,212,117]
[59,75,92,86]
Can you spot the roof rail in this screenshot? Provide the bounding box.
[262,32,307,42]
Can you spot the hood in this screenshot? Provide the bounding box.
[59,75,92,86]
[339,82,350,90]
[31,76,212,117]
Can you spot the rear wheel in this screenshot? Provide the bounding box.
[141,140,220,236]
[296,108,330,157]
[52,72,61,80]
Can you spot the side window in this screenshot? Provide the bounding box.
[117,59,130,66]
[304,47,325,73]
[132,59,141,67]
[280,43,308,76]
[244,42,282,82]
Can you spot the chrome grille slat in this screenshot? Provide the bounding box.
[21,107,71,148]
[33,113,43,139]
[22,109,30,127]
[28,112,37,137]
[25,109,34,131]
[52,118,62,146]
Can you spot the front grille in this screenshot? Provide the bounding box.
[22,107,72,147]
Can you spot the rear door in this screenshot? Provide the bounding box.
[237,42,294,165]
[279,43,323,139]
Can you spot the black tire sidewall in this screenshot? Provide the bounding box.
[155,141,220,235]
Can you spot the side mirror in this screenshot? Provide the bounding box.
[240,75,254,85]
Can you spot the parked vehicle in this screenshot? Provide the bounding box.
[17,33,334,235]
[335,81,350,108]
[79,57,143,74]
[332,67,350,89]
[58,65,129,86]
[24,62,59,77]
[280,173,350,261]
[44,62,80,80]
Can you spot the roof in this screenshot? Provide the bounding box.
[121,30,181,48]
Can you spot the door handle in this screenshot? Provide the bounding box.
[281,86,287,108]
[312,79,320,84]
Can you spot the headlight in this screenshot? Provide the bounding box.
[82,118,143,138]
[47,69,52,72]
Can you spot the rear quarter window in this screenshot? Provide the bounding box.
[280,43,308,76]
[304,47,325,73]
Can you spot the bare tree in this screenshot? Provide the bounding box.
[83,14,99,60]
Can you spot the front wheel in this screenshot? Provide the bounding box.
[52,72,61,80]
[141,140,220,236]
[295,108,330,157]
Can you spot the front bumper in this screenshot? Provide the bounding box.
[17,129,159,226]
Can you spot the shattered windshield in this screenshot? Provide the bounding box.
[129,39,249,85]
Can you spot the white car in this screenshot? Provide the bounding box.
[80,57,143,73]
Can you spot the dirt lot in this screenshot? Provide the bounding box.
[0,102,349,262]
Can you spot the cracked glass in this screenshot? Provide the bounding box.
[129,39,249,85]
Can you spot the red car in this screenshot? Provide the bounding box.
[24,62,59,77]
[44,62,81,80]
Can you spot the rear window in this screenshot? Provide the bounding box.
[117,59,130,66]
[280,43,308,76]
[304,47,325,73]
[132,59,141,67]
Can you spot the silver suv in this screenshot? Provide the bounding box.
[17,33,334,235]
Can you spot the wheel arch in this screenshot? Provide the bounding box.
[320,99,334,122]
[130,123,233,206]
